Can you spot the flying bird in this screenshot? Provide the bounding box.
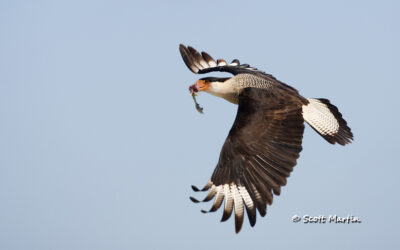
[179,44,353,233]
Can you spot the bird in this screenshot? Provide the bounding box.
[179,44,353,233]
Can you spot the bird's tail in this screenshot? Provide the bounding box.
[302,98,353,145]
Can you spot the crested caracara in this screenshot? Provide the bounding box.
[179,44,353,233]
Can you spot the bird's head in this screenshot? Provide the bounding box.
[189,77,230,95]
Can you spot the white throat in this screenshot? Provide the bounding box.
[205,78,239,104]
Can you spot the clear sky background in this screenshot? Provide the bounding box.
[1,0,399,249]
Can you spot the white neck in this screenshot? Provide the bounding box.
[205,79,239,104]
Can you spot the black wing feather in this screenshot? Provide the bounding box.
[191,87,305,233]
[179,44,262,75]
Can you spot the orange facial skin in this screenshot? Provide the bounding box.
[195,79,210,92]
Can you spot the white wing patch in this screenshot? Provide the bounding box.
[302,98,339,135]
[238,185,254,209]
[191,181,256,231]
[217,59,227,66]
[207,59,217,67]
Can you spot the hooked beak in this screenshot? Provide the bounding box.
[189,84,198,95]
[189,80,210,95]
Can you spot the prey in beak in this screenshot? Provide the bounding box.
[189,80,209,114]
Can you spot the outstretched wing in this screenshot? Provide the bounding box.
[190,87,305,233]
[179,44,262,75]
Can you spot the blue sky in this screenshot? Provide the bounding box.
[0,0,399,249]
